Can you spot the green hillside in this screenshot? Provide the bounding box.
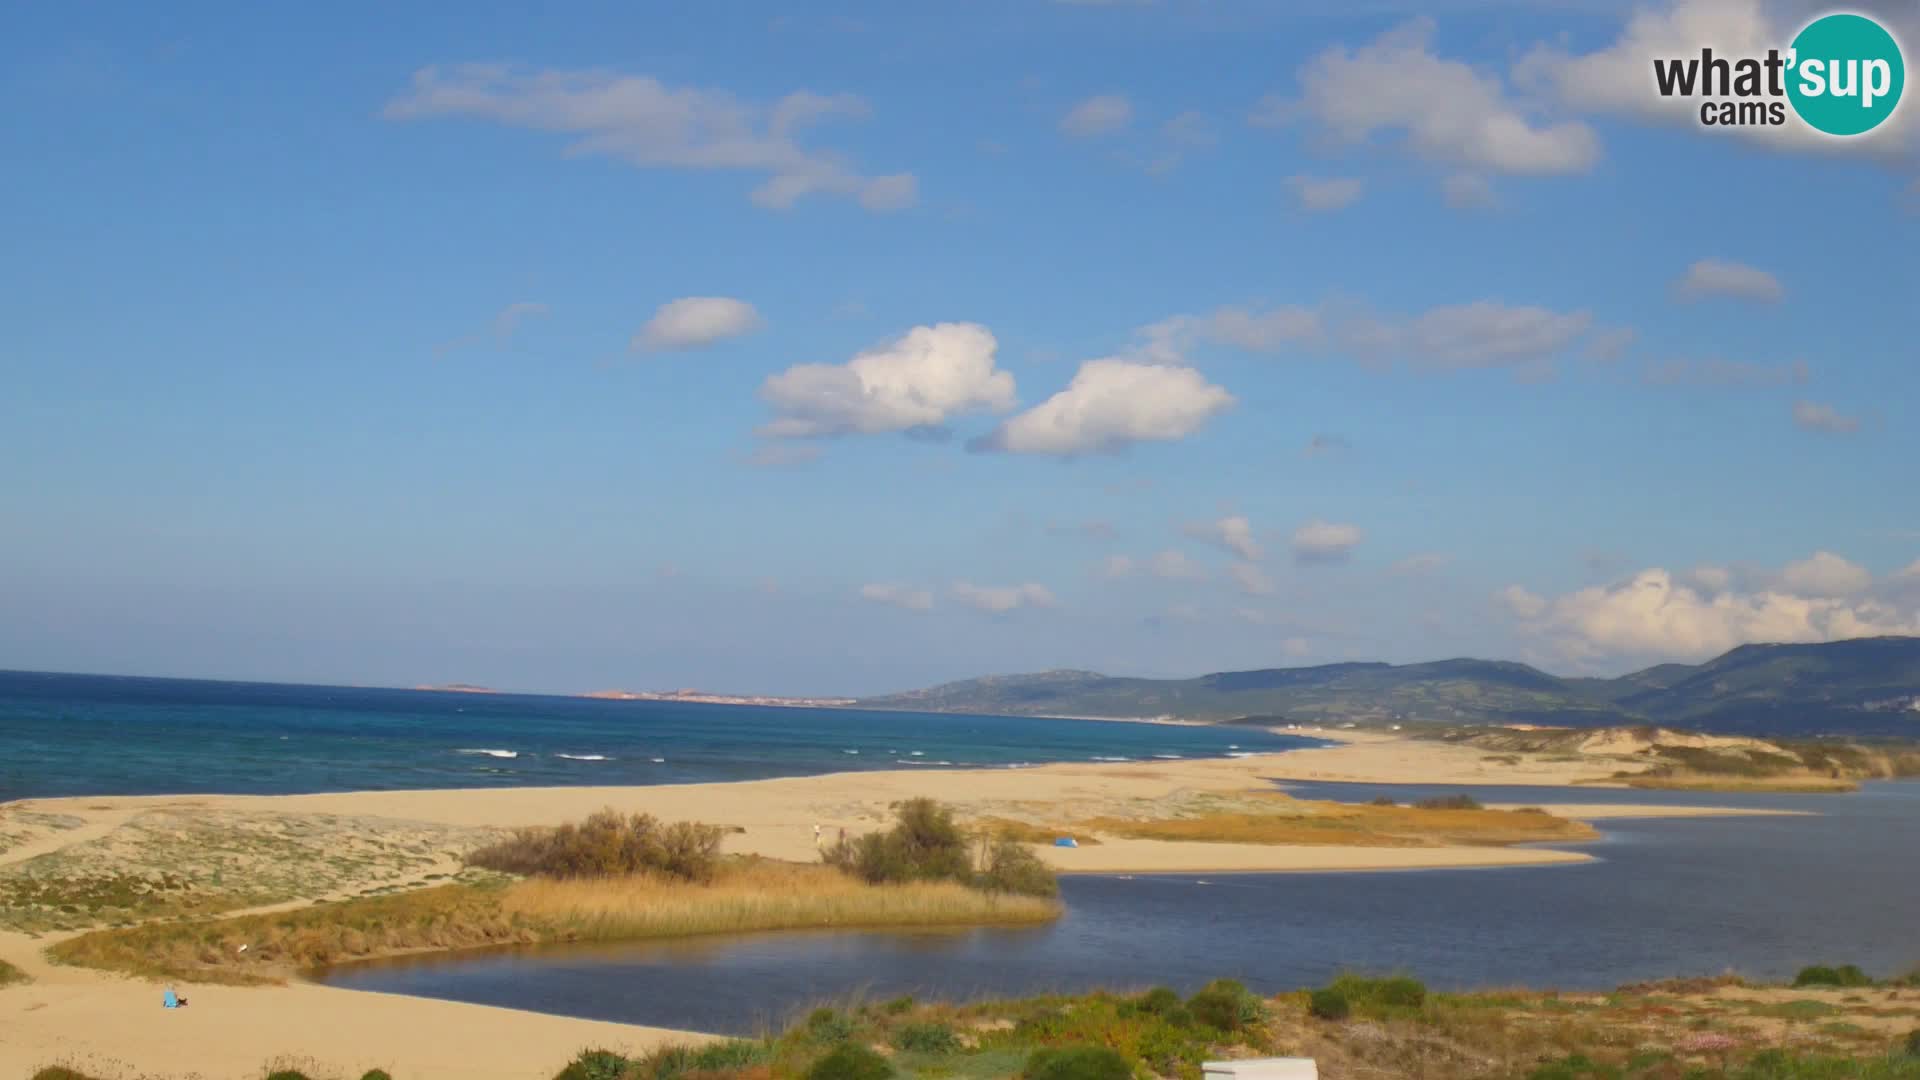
[857,637,1920,738]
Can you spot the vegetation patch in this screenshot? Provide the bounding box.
[0,956,29,987]
[467,808,725,882]
[1084,792,1594,848]
[826,799,1059,898]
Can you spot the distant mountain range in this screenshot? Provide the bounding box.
[855,637,1920,738]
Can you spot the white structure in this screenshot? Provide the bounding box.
[1203,1059,1318,1080]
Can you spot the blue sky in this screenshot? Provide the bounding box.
[4,0,1917,695]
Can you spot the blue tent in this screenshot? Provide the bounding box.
[163,989,178,1008]
[1053,837,1078,848]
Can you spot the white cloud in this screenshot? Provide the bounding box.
[1292,520,1364,564]
[1672,258,1785,304]
[1286,175,1365,211]
[1100,554,1136,579]
[1502,565,1920,664]
[1793,400,1862,435]
[1400,301,1593,371]
[1144,306,1324,355]
[1229,562,1276,596]
[1689,565,1732,592]
[759,322,1017,439]
[1778,551,1871,597]
[1515,0,1919,158]
[1184,515,1263,561]
[635,297,763,351]
[971,359,1234,456]
[1644,357,1808,388]
[384,65,916,211]
[1149,549,1206,580]
[1392,553,1451,575]
[1441,172,1497,209]
[952,582,1058,613]
[1499,584,1549,618]
[858,583,934,611]
[1061,94,1132,137]
[435,300,550,356]
[1289,18,1600,175]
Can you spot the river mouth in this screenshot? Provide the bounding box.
[314,780,1920,1036]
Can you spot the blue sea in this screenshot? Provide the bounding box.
[0,670,1315,801]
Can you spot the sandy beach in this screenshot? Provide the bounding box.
[0,733,1807,1080]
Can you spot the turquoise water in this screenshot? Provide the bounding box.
[0,670,1315,801]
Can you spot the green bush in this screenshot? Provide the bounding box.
[360,1072,393,1080]
[555,1050,630,1080]
[688,1040,772,1073]
[1794,964,1874,988]
[891,1021,962,1054]
[805,1007,857,1043]
[1414,794,1484,811]
[1905,1030,1920,1059]
[806,1043,895,1080]
[1131,985,1192,1026]
[263,1072,315,1080]
[1525,1053,1620,1080]
[33,1070,113,1080]
[469,809,723,882]
[1023,1046,1133,1080]
[1308,988,1351,1021]
[882,995,916,1015]
[1188,978,1263,1032]
[977,837,1060,898]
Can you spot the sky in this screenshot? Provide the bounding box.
[3,0,1918,696]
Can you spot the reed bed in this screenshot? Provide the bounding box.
[1086,798,1598,848]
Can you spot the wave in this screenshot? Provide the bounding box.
[456,748,518,759]
[901,759,954,766]
[909,750,925,756]
[555,753,610,762]
[650,757,666,763]
[1153,753,1183,760]
[1226,751,1259,758]
[1091,755,1130,762]
[842,749,860,755]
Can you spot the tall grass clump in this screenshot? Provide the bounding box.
[825,798,1059,898]
[1794,964,1874,988]
[1023,1046,1132,1080]
[1414,794,1484,811]
[468,808,724,882]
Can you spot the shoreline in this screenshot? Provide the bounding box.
[0,736,1827,1080]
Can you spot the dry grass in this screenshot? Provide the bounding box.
[0,957,29,988]
[48,860,1060,986]
[971,818,1104,846]
[1618,773,1860,793]
[1085,795,1597,848]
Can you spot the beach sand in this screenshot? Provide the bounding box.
[0,733,1804,1079]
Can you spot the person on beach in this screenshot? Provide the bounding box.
[813,823,822,850]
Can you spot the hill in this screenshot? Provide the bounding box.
[856,637,1920,738]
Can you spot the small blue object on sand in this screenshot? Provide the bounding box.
[163,989,178,1008]
[1053,837,1078,848]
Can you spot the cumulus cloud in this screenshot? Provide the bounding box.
[971,359,1234,456]
[635,297,763,350]
[1229,562,1276,596]
[1398,302,1594,371]
[1184,515,1263,561]
[1441,172,1498,209]
[1100,554,1137,579]
[952,582,1058,612]
[1777,551,1871,597]
[1516,0,1919,158]
[1284,18,1600,175]
[1793,400,1862,435]
[859,583,934,611]
[759,322,1017,440]
[1061,94,1132,137]
[1672,258,1785,304]
[1149,550,1206,580]
[1501,565,1920,665]
[384,65,916,211]
[1292,520,1364,564]
[1286,175,1365,211]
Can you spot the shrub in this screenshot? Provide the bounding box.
[805,1008,857,1043]
[360,1072,393,1080]
[469,809,723,882]
[826,799,1057,898]
[1308,988,1351,1020]
[1136,986,1185,1017]
[891,1021,962,1054]
[806,1043,894,1080]
[556,1050,630,1080]
[1369,796,1397,806]
[882,995,916,1015]
[1904,1029,1920,1059]
[688,1040,772,1073]
[263,1072,314,1080]
[33,1071,113,1080]
[977,837,1059,898]
[1793,964,1873,988]
[1414,794,1484,811]
[1188,978,1263,1032]
[1023,1046,1133,1080]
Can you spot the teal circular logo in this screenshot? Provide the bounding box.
[1787,13,1905,136]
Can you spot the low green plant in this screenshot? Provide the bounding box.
[1023,1046,1133,1080]
[807,1042,895,1080]
[263,1071,315,1080]
[892,1021,963,1054]
[806,1007,858,1043]
[359,1071,393,1080]
[1308,987,1351,1020]
[555,1050,628,1080]
[1794,964,1874,988]
[1187,978,1264,1032]
[1905,1030,1920,1059]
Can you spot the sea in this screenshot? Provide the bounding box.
[0,669,1313,801]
